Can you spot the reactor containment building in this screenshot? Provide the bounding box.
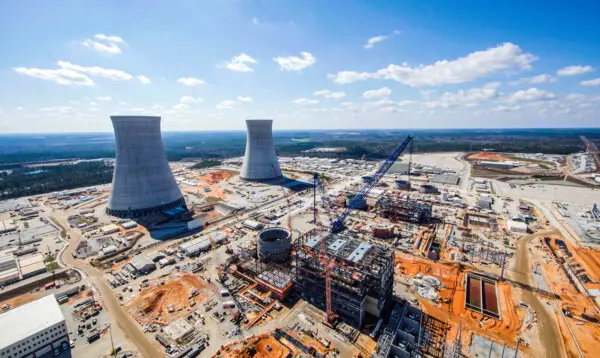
[240,119,283,182]
[106,115,186,218]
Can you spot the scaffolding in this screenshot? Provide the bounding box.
[378,197,432,224]
[293,229,394,328]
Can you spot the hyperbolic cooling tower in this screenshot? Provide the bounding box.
[240,119,283,182]
[106,116,186,218]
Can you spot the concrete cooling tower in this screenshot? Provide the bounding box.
[106,116,186,218]
[240,119,283,182]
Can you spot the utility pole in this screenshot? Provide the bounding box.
[500,250,507,280]
[514,338,521,358]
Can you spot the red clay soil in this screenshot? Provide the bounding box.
[466,152,510,162]
[126,273,209,324]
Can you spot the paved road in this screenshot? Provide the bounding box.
[55,212,164,358]
[510,230,565,358]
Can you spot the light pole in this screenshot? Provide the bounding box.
[108,324,116,357]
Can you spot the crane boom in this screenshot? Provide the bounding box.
[332,134,413,232]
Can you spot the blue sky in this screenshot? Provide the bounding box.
[1,0,599,132]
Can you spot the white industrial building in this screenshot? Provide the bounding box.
[0,220,16,234]
[0,254,20,286]
[100,224,120,235]
[121,221,138,229]
[0,295,68,358]
[125,256,156,276]
[180,237,211,257]
[507,220,528,233]
[243,219,263,231]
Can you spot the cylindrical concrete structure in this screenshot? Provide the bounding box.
[240,119,282,182]
[394,179,411,190]
[361,175,374,184]
[419,184,438,194]
[106,116,185,218]
[346,194,367,210]
[257,227,291,263]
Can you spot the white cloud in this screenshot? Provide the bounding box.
[13,66,94,86]
[308,108,328,112]
[580,78,600,87]
[397,100,416,106]
[314,89,346,99]
[237,96,253,103]
[216,100,238,110]
[40,106,78,115]
[15,106,26,112]
[96,96,112,101]
[119,101,128,105]
[177,77,205,86]
[273,52,316,71]
[556,65,594,76]
[340,102,355,107]
[293,98,319,105]
[363,87,392,99]
[93,34,125,43]
[220,53,257,72]
[57,61,133,80]
[364,35,387,49]
[252,17,259,25]
[502,88,555,103]
[329,42,537,87]
[180,96,203,104]
[137,75,151,84]
[423,83,500,108]
[173,103,190,111]
[82,34,126,54]
[492,105,521,112]
[508,73,556,86]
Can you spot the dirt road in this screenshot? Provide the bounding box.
[56,213,164,358]
[511,231,565,358]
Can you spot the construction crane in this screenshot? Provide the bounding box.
[330,135,414,232]
[312,134,414,323]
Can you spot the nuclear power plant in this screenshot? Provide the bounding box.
[240,119,283,182]
[106,115,186,218]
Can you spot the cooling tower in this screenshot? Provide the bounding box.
[106,115,186,218]
[240,119,283,182]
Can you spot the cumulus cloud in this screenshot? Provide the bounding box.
[252,17,259,25]
[293,98,319,105]
[556,65,594,76]
[237,96,253,103]
[40,106,78,115]
[216,100,238,110]
[177,77,205,86]
[363,87,392,99]
[137,75,151,84]
[502,88,556,103]
[423,83,500,108]
[314,89,346,99]
[580,78,600,87]
[508,73,556,86]
[57,61,133,80]
[96,96,112,101]
[328,42,537,87]
[273,52,316,71]
[220,53,257,72]
[82,34,126,54]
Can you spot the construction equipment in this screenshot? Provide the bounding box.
[330,135,413,232]
[312,134,414,324]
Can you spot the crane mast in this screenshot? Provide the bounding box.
[312,134,414,324]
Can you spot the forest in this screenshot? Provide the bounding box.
[0,161,114,200]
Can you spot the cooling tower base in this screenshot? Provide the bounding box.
[106,196,187,219]
[240,175,284,183]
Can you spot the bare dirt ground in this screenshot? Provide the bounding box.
[467,152,510,162]
[125,273,210,325]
